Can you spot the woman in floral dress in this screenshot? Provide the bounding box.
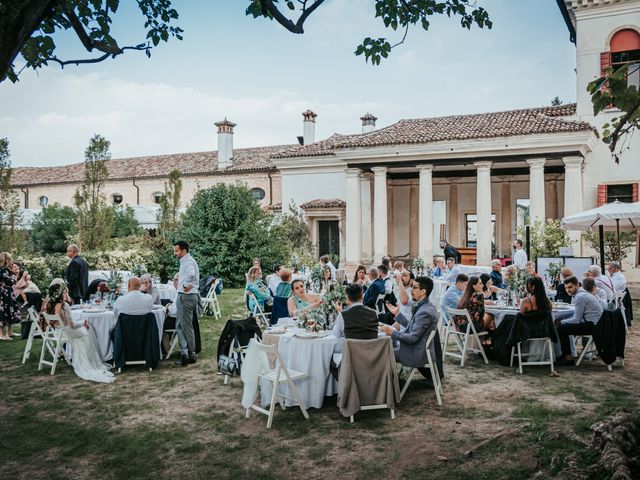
[0,252,21,341]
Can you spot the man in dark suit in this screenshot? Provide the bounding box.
[380,276,439,369]
[332,283,378,342]
[440,239,461,264]
[65,244,89,304]
[363,265,387,310]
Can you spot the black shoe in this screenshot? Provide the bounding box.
[175,355,190,366]
[188,355,197,364]
[555,358,575,367]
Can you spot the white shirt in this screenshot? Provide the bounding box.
[594,275,615,302]
[609,271,627,293]
[383,275,394,295]
[113,290,155,320]
[513,249,527,268]
[178,253,200,294]
[331,302,363,352]
[268,275,282,294]
[593,288,608,308]
[399,286,414,319]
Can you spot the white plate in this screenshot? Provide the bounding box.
[294,331,328,339]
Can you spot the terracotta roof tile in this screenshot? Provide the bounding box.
[11,144,295,186]
[273,104,592,158]
[300,198,346,209]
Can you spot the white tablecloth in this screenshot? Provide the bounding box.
[458,265,492,276]
[485,305,575,326]
[260,328,340,409]
[70,308,164,361]
[430,279,450,310]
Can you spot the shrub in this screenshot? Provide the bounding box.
[177,183,288,287]
[111,206,142,238]
[29,203,77,254]
[583,230,636,263]
[517,219,572,262]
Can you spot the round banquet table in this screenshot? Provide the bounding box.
[260,328,340,409]
[70,308,165,361]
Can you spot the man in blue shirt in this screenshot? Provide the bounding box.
[444,258,463,283]
[363,265,386,311]
[432,257,446,278]
[439,274,469,325]
[489,260,504,289]
[556,275,603,366]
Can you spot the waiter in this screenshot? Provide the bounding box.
[173,240,200,367]
[439,239,461,264]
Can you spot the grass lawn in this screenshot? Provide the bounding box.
[0,289,638,479]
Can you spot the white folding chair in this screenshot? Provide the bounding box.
[614,291,629,335]
[399,330,443,405]
[201,281,222,320]
[443,307,489,367]
[38,312,67,375]
[375,294,386,317]
[510,337,555,374]
[22,307,45,364]
[223,334,258,385]
[165,329,178,359]
[574,335,613,372]
[247,292,271,330]
[245,342,309,429]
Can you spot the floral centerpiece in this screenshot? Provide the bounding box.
[413,257,425,275]
[322,283,347,316]
[107,270,123,291]
[131,264,148,277]
[297,307,326,332]
[505,268,531,297]
[546,262,563,286]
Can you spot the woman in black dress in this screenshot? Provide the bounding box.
[0,252,20,340]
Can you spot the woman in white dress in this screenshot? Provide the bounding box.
[44,281,115,383]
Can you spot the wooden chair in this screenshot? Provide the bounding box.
[443,307,489,367]
[399,330,443,405]
[244,342,309,429]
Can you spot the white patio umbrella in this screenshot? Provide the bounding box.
[561,200,640,263]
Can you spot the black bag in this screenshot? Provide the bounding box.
[218,354,239,376]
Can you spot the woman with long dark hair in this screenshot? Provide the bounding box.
[520,276,552,315]
[454,276,488,332]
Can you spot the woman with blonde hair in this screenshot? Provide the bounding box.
[245,265,272,313]
[0,252,20,340]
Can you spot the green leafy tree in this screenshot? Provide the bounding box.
[271,201,312,258]
[158,168,182,241]
[1,0,183,82]
[583,230,636,263]
[588,63,640,162]
[0,138,22,251]
[111,205,142,238]
[74,134,112,251]
[178,183,288,287]
[517,219,572,263]
[30,203,78,254]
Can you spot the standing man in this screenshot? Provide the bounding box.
[440,240,461,264]
[65,244,89,305]
[512,239,527,268]
[173,240,200,367]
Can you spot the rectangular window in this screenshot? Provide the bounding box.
[465,213,496,248]
[612,50,640,89]
[607,184,634,203]
[515,198,530,231]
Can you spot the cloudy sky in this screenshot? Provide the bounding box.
[0,0,577,167]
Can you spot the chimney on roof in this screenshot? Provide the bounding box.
[215,118,236,169]
[360,112,377,134]
[302,109,317,145]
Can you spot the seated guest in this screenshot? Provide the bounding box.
[86,279,110,301]
[606,261,627,292]
[366,267,379,287]
[503,265,517,285]
[245,266,273,313]
[363,265,387,310]
[556,275,603,366]
[140,274,161,305]
[352,265,368,289]
[440,274,469,325]
[432,257,446,278]
[555,267,573,304]
[489,260,505,289]
[379,264,395,297]
[520,276,552,315]
[112,276,155,319]
[479,273,503,302]
[453,276,494,334]
[525,261,539,278]
[444,258,462,283]
[331,283,378,344]
[267,265,283,295]
[395,269,415,319]
[379,276,438,368]
[275,268,292,298]
[392,260,405,276]
[582,277,608,308]
[287,279,322,318]
[319,255,337,281]
[586,265,614,303]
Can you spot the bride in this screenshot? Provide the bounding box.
[44,280,115,384]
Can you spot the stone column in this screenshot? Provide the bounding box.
[345,168,362,266]
[500,180,511,257]
[448,180,459,247]
[372,166,388,263]
[527,158,546,224]
[475,161,493,265]
[360,173,373,264]
[563,156,584,247]
[417,165,434,263]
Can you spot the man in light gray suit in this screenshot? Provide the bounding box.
[380,276,440,372]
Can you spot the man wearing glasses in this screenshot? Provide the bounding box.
[380,276,440,375]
